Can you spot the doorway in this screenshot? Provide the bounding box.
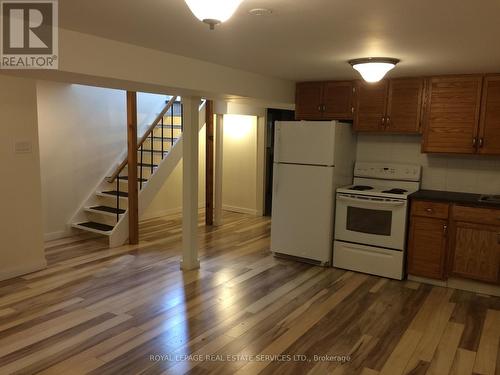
[264,108,295,216]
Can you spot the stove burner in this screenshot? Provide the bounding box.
[383,188,408,194]
[351,185,374,191]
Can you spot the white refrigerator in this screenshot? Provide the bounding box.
[270,121,357,265]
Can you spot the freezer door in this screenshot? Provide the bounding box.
[274,121,336,166]
[271,163,334,264]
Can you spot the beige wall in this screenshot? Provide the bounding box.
[0,74,46,280]
[357,134,500,194]
[222,115,258,214]
[144,114,261,218]
[143,126,207,219]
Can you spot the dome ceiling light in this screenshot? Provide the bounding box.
[348,58,401,83]
[184,0,245,30]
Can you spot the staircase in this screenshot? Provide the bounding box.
[70,96,204,247]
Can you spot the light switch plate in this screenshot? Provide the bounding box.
[15,141,33,154]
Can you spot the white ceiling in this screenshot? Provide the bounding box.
[60,0,500,82]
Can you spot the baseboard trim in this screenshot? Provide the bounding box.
[140,207,182,221]
[408,275,500,297]
[0,259,47,282]
[140,203,207,221]
[222,205,258,216]
[44,227,77,241]
[129,204,258,222]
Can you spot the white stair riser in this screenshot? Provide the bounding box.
[152,128,182,138]
[122,166,156,179]
[161,116,182,126]
[142,138,178,148]
[136,153,166,164]
[85,207,124,218]
[86,211,120,227]
[96,194,127,210]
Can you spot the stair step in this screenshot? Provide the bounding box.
[74,221,114,234]
[101,190,128,198]
[138,163,158,168]
[117,176,148,183]
[158,125,182,129]
[88,205,126,215]
[151,137,179,141]
[138,149,168,154]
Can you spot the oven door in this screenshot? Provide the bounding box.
[335,193,408,250]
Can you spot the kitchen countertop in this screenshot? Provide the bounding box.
[409,189,500,209]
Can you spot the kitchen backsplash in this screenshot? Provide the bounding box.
[356,134,500,195]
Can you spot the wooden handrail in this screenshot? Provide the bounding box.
[107,96,178,183]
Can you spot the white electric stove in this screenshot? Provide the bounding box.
[333,162,422,280]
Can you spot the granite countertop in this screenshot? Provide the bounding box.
[409,189,500,209]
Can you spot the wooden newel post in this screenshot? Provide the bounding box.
[127,91,139,245]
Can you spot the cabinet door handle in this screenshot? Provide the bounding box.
[381,117,386,127]
[386,116,391,128]
[443,224,448,236]
[426,208,433,213]
[479,138,484,148]
[472,138,477,148]
[318,105,322,112]
[323,105,327,112]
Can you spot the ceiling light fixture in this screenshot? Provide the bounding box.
[249,8,273,16]
[184,0,245,30]
[348,58,400,83]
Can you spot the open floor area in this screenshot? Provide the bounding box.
[0,212,498,374]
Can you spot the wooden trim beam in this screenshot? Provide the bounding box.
[205,100,214,226]
[127,91,139,245]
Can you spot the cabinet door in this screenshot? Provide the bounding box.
[478,75,500,155]
[354,80,389,132]
[322,81,354,120]
[295,82,323,120]
[408,216,448,279]
[422,75,483,154]
[450,222,500,284]
[386,78,424,133]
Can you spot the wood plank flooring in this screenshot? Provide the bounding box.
[0,211,499,374]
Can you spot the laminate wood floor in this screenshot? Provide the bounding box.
[0,211,499,375]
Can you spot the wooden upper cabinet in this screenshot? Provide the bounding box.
[295,82,323,120]
[449,221,500,284]
[478,75,500,155]
[386,78,425,133]
[354,80,388,132]
[422,75,483,154]
[295,81,354,120]
[322,81,354,120]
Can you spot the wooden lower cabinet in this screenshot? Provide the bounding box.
[408,200,500,285]
[408,216,448,279]
[449,221,500,284]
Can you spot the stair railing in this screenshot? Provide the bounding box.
[106,95,181,223]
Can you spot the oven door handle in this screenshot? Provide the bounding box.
[337,195,406,207]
